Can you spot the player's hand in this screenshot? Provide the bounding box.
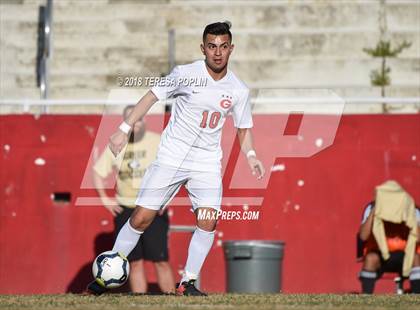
[101,197,123,217]
[109,130,128,157]
[248,156,265,179]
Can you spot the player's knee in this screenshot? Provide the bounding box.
[195,208,218,231]
[364,252,381,270]
[129,206,157,231]
[196,219,217,231]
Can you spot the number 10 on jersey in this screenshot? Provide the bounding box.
[200,111,221,129]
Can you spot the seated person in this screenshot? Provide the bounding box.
[358,198,420,294]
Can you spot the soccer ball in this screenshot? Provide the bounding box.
[92,251,130,288]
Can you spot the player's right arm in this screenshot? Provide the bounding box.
[417,209,420,243]
[109,90,159,156]
[417,226,420,243]
[92,147,124,216]
[92,171,122,216]
[359,208,374,241]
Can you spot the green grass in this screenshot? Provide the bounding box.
[1,294,420,310]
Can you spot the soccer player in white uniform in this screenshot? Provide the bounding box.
[88,21,265,296]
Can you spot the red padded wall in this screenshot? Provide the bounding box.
[0,114,419,294]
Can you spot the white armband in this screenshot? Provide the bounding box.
[246,149,256,159]
[118,121,132,134]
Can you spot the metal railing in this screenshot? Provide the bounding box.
[36,0,53,106]
[1,97,419,106]
[1,97,419,115]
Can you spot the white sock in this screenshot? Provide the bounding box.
[112,220,143,258]
[409,266,420,280]
[181,227,215,284]
[410,266,420,293]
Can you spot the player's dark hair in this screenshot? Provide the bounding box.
[203,21,232,42]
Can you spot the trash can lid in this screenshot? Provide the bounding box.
[223,240,285,249]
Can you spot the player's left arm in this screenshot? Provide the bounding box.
[237,128,265,179]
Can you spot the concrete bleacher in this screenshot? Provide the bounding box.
[0,0,419,104]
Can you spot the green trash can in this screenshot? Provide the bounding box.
[223,240,285,293]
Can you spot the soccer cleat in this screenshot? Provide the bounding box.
[176,280,207,296]
[86,279,108,296]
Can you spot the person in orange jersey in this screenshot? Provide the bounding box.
[358,181,420,294]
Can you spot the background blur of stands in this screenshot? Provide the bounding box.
[0,0,419,105]
[0,0,419,295]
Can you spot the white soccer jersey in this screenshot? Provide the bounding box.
[151,60,253,172]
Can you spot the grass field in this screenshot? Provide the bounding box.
[1,294,420,310]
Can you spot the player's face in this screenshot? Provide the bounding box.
[201,34,234,74]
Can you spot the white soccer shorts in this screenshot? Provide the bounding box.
[135,161,222,211]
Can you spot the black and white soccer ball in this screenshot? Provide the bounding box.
[92,251,130,288]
